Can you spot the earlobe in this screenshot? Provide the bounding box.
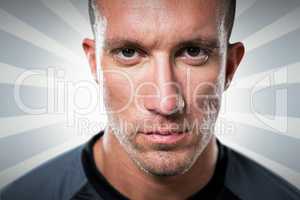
[224,42,245,90]
[82,38,97,80]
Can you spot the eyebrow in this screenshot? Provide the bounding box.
[103,37,220,51]
[175,38,220,50]
[104,38,146,51]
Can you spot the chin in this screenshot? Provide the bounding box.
[112,120,214,176]
[131,147,201,177]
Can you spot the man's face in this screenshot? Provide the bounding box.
[91,0,232,176]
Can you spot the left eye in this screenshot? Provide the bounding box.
[183,47,206,58]
[177,46,209,66]
[186,47,201,57]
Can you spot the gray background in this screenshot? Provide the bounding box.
[0,0,300,190]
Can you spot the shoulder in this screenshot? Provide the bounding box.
[223,144,300,200]
[1,144,87,200]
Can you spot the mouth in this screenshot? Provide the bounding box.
[141,130,189,145]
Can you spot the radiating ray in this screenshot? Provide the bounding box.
[244,7,300,52]
[230,70,271,90]
[236,0,257,17]
[231,62,300,90]
[219,138,300,190]
[41,0,92,38]
[0,8,84,65]
[0,137,86,189]
[0,62,49,87]
[237,28,300,78]
[71,0,90,22]
[0,114,65,139]
[219,113,300,140]
[0,62,80,89]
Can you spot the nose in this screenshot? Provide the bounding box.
[143,53,185,116]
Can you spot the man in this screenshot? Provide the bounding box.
[1,0,300,199]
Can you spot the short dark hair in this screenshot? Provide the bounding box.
[88,0,236,40]
[222,0,236,40]
[88,0,96,34]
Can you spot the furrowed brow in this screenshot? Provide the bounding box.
[177,38,220,49]
[103,38,145,50]
[102,37,220,51]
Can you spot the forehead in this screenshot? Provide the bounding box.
[98,0,221,44]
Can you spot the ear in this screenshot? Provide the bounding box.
[224,42,245,90]
[82,38,97,80]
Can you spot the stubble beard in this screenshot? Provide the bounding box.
[102,76,222,177]
[105,107,218,177]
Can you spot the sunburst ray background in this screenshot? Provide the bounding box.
[0,0,299,190]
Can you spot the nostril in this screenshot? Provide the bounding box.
[161,96,177,112]
[160,95,185,115]
[142,94,185,116]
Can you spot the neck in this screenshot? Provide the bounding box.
[93,129,219,200]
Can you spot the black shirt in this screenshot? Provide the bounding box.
[1,131,300,200]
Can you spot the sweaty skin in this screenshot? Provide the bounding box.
[83,0,244,200]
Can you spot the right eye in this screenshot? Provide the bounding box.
[118,48,138,59]
[113,48,142,66]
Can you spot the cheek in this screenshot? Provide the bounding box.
[102,58,151,111]
[184,68,222,116]
[103,71,134,112]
